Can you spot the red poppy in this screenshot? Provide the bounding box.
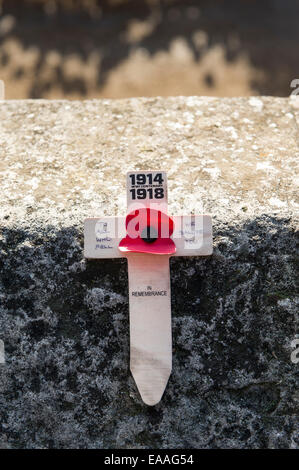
[119,208,176,255]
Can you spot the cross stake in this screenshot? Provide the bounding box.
[84,171,212,405]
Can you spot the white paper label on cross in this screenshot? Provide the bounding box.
[84,171,212,406]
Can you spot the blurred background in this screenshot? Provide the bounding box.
[0,0,298,99]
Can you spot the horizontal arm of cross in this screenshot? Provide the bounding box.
[84,215,212,259]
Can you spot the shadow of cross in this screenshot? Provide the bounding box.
[84,171,212,406]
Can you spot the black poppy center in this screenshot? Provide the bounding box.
[141,226,158,243]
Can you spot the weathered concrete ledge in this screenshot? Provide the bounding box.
[0,97,298,449]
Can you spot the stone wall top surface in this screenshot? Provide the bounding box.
[0,96,298,226]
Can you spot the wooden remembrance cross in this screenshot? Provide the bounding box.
[84,171,212,406]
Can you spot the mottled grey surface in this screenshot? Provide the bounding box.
[0,97,298,449]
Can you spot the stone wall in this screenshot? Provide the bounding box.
[0,96,298,448]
